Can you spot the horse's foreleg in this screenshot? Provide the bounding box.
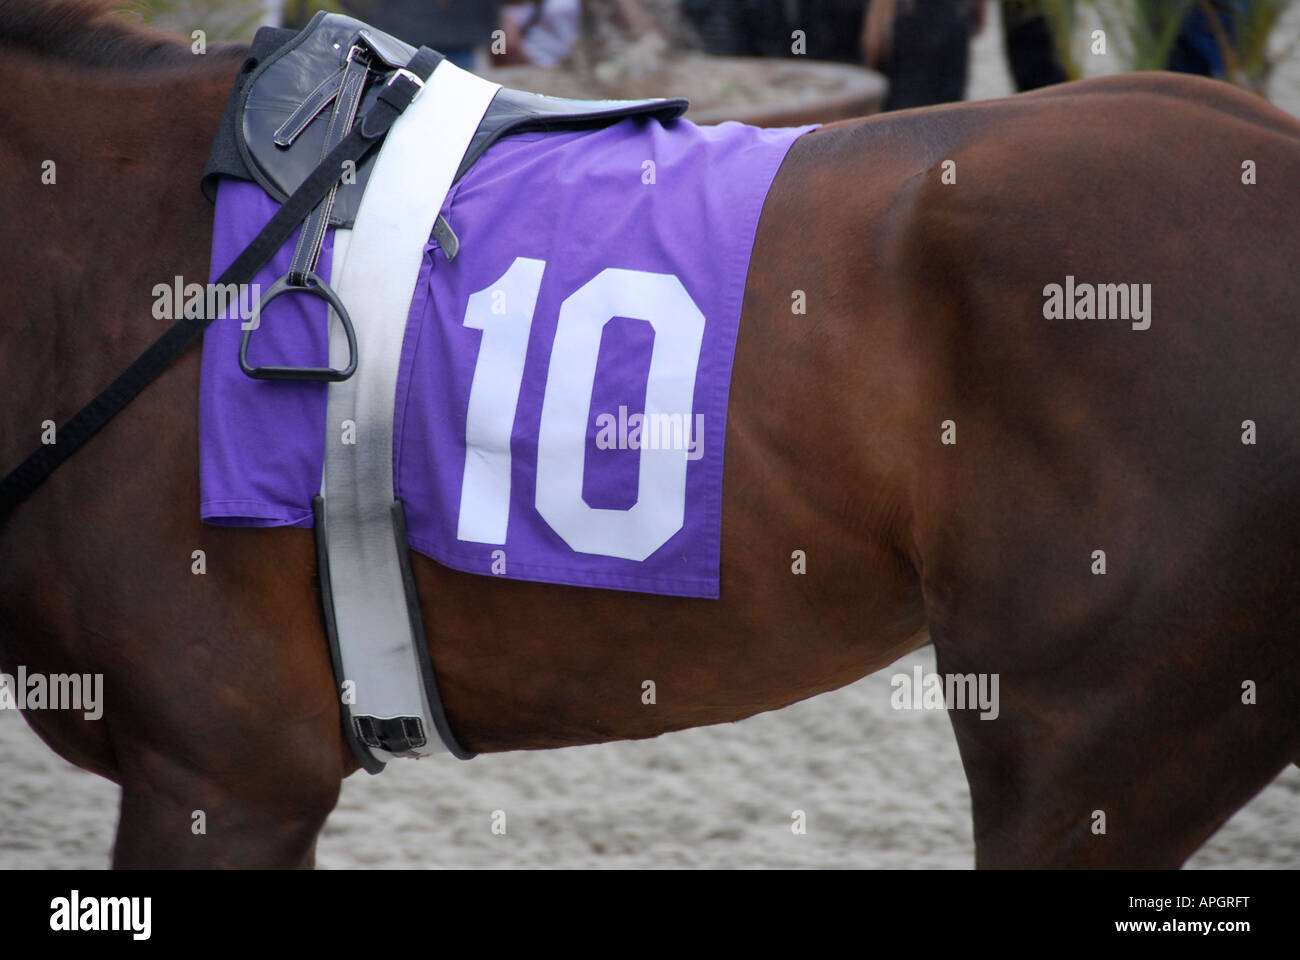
[112,740,340,869]
[102,528,350,869]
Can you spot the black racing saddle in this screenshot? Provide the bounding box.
[202,10,689,230]
[201,10,688,384]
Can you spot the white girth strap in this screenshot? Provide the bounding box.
[321,60,501,764]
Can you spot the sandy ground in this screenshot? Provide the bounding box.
[3,4,1299,869]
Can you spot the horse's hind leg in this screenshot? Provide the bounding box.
[931,614,1299,867]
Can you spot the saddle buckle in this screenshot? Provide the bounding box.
[387,67,427,102]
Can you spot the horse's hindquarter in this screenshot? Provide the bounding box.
[871,73,1300,864]
[900,75,1300,686]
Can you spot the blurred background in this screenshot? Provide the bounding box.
[125,1,1300,121]
[3,1,1297,869]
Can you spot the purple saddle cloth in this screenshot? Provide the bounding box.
[200,116,812,597]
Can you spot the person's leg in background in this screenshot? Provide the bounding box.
[1167,0,1246,78]
[878,0,981,110]
[1001,0,1067,91]
[282,0,503,66]
[681,0,761,56]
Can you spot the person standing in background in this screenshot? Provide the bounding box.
[498,0,582,67]
[682,0,986,112]
[1166,0,1248,78]
[862,0,985,110]
[284,0,505,69]
[999,1,1067,91]
[999,0,1254,92]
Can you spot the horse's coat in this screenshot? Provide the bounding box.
[201,118,812,597]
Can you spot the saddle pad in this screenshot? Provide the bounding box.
[200,116,813,597]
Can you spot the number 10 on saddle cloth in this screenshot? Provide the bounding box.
[199,114,815,598]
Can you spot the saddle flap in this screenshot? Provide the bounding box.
[234,12,412,228]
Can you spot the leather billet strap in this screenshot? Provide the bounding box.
[288,49,371,285]
[318,57,500,767]
[0,47,440,518]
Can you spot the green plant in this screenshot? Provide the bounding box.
[1095,0,1199,71]
[1009,0,1296,97]
[1226,0,1298,94]
[1019,0,1086,80]
[117,0,275,42]
[118,0,346,43]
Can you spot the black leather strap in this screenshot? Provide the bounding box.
[288,51,370,285]
[0,46,442,520]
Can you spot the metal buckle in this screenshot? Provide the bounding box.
[343,41,369,67]
[387,67,426,102]
[353,716,427,753]
[239,273,358,382]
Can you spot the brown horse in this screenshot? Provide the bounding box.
[2,0,1298,868]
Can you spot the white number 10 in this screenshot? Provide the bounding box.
[455,257,706,562]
